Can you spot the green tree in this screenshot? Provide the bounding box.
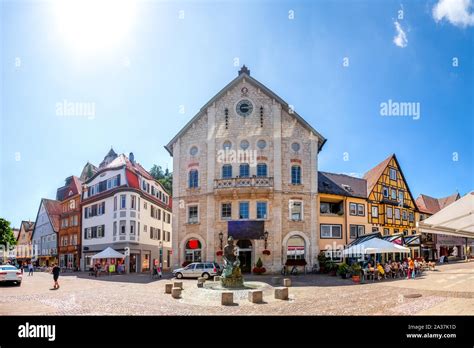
[0,218,17,247]
[150,165,173,194]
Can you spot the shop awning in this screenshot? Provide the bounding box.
[343,237,411,256]
[418,191,474,239]
[91,247,125,259]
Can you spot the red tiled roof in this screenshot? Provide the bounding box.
[42,198,62,232]
[363,154,394,196]
[415,193,460,215]
[57,176,83,201]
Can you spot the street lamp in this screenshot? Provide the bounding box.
[159,241,163,268]
[264,230,269,249]
[218,231,224,250]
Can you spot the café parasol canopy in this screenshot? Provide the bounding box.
[343,237,410,256]
[91,247,125,259]
[418,191,474,238]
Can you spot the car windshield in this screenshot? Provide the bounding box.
[0,266,17,271]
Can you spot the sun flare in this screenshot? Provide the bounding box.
[53,0,136,56]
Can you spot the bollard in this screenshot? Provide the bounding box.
[171,287,182,299]
[214,276,221,282]
[165,283,173,294]
[173,281,183,289]
[248,290,263,304]
[283,278,291,287]
[221,292,233,306]
[274,287,289,300]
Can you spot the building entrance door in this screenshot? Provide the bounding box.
[130,254,137,272]
[237,239,252,273]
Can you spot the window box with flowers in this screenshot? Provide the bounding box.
[262,249,271,256]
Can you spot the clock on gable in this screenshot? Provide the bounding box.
[236,99,253,117]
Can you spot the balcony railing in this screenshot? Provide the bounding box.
[214,177,274,189]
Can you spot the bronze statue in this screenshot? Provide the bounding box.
[220,236,243,288]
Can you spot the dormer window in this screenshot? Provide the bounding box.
[341,184,352,192]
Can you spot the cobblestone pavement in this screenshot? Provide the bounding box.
[0,262,472,315]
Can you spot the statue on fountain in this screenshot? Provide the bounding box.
[221,236,244,288]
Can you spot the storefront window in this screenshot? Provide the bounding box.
[185,239,202,263]
[286,236,305,260]
[142,253,150,272]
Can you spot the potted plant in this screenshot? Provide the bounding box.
[317,251,329,273]
[262,249,271,256]
[216,250,223,256]
[337,263,350,279]
[252,257,266,275]
[326,261,337,276]
[181,261,191,267]
[350,263,362,283]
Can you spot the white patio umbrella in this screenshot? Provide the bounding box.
[343,238,410,256]
[91,247,125,259]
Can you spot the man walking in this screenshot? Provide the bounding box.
[28,262,34,276]
[51,263,60,289]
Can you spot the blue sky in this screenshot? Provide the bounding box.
[1,0,473,228]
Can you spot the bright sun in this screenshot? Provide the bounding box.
[53,0,136,56]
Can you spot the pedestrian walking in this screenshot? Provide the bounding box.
[51,263,60,289]
[157,265,162,279]
[28,262,34,276]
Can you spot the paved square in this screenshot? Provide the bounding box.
[1,262,472,315]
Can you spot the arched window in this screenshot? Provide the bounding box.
[222,164,232,179]
[257,163,267,177]
[185,238,202,263]
[239,164,250,178]
[189,170,199,188]
[286,236,305,260]
[291,165,301,184]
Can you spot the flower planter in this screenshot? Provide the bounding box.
[216,251,223,257]
[262,250,271,256]
[352,275,360,283]
[252,267,266,275]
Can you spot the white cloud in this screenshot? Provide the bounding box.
[393,21,408,48]
[432,0,474,27]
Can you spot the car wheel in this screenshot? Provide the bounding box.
[202,272,210,280]
[176,272,183,279]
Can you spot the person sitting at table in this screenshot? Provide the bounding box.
[376,262,385,280]
[384,262,391,277]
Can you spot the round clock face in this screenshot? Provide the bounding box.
[236,99,253,117]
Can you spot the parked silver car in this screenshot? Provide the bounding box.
[0,265,22,286]
[173,262,220,279]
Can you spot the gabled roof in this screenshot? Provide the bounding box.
[17,221,35,242]
[84,152,171,196]
[42,199,62,233]
[416,192,460,215]
[363,154,393,195]
[363,153,417,209]
[56,176,82,201]
[165,66,326,155]
[12,228,20,240]
[318,172,367,198]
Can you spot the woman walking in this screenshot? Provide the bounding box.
[51,263,60,289]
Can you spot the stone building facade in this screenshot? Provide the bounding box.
[166,66,326,273]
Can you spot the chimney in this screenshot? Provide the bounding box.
[129,152,135,164]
